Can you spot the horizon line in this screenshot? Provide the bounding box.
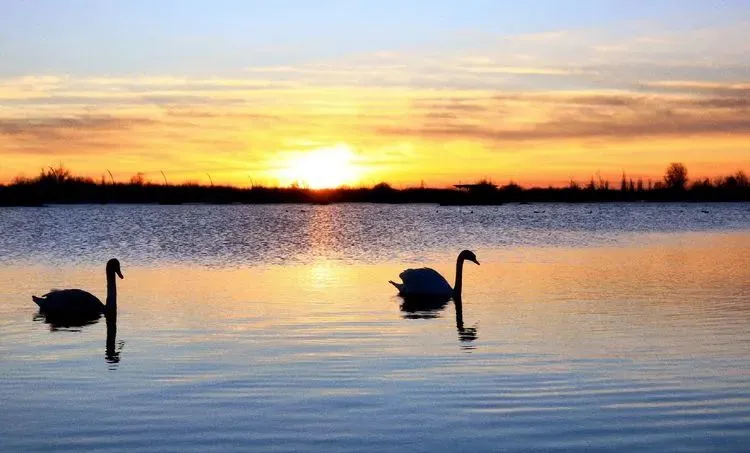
[4,164,749,192]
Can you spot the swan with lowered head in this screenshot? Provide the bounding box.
[390,250,479,300]
[32,258,124,317]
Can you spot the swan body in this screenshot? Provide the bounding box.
[390,250,479,300]
[33,289,105,315]
[390,268,453,298]
[32,258,123,317]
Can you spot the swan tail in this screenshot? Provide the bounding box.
[389,280,404,293]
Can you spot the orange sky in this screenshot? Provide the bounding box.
[2,8,749,188]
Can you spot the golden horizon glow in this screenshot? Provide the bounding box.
[275,144,362,189]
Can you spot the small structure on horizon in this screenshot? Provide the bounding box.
[453,181,497,193]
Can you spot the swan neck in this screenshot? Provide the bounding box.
[453,256,465,299]
[106,271,117,310]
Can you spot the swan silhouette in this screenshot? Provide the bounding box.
[390,250,479,301]
[32,258,123,319]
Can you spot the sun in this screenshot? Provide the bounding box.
[279,144,360,189]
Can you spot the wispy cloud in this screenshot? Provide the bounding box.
[385,89,750,142]
[0,115,155,138]
[640,80,750,97]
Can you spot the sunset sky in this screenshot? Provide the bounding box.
[2,0,749,188]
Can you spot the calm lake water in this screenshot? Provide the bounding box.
[1,203,749,452]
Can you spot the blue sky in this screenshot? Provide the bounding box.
[2,0,748,75]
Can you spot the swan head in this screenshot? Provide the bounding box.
[106,258,124,279]
[459,250,480,266]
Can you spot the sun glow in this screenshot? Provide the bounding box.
[277,144,361,189]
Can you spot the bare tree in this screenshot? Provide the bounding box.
[664,162,688,190]
[130,172,146,185]
[734,170,748,187]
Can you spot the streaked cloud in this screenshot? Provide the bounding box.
[381,92,750,142]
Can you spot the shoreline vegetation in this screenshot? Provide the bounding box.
[1,163,748,206]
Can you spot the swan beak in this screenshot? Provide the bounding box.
[471,258,480,265]
[116,270,124,279]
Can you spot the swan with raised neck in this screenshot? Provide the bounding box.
[390,250,480,300]
[32,258,124,317]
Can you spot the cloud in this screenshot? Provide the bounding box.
[640,80,750,97]
[3,73,749,161]
[378,90,750,143]
[0,115,155,141]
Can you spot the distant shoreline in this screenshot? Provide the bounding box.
[3,164,748,206]
[5,201,749,209]
[2,184,749,207]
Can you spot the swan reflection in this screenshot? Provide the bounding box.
[33,311,102,331]
[399,297,450,319]
[33,309,124,367]
[399,296,478,348]
[454,298,478,344]
[105,313,122,365]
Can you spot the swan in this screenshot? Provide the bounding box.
[32,258,123,317]
[390,250,479,300]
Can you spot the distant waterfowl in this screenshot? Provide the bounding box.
[390,250,479,301]
[32,258,123,318]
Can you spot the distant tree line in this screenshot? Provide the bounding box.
[1,163,748,206]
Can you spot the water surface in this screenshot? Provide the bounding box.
[1,204,749,452]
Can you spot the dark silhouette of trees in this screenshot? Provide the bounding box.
[721,170,749,188]
[129,172,146,185]
[372,182,394,191]
[737,170,749,187]
[665,162,688,190]
[1,163,749,206]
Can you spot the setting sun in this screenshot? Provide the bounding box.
[277,144,361,189]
